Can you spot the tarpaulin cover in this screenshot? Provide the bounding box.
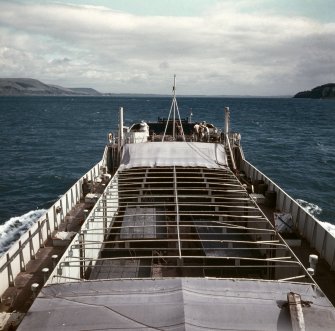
[18,278,335,331]
[119,142,227,170]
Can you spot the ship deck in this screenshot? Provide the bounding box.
[251,192,335,305]
[82,165,308,282]
[2,145,335,325]
[8,164,335,330]
[0,205,85,316]
[0,182,107,317]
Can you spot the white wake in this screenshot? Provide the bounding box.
[297,199,335,238]
[0,209,47,256]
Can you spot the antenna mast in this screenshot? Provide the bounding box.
[162,75,185,142]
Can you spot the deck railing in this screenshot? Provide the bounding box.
[46,172,119,284]
[241,158,335,271]
[0,146,109,298]
[225,133,237,170]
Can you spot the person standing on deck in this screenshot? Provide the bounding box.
[139,120,150,139]
[193,122,200,141]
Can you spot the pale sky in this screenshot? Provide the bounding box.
[1,0,335,95]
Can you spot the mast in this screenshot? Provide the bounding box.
[224,106,230,136]
[119,106,124,151]
[162,75,185,142]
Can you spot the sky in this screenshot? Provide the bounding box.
[0,0,335,95]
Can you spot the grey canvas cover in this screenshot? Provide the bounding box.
[119,142,227,169]
[18,278,335,330]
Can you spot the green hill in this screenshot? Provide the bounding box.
[294,83,335,99]
[0,78,102,96]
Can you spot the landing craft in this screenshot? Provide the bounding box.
[1,78,335,330]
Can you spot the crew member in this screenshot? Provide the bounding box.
[108,132,113,144]
[193,123,200,141]
[139,120,150,138]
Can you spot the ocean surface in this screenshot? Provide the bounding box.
[0,96,335,254]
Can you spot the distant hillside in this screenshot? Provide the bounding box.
[0,78,102,96]
[294,83,335,99]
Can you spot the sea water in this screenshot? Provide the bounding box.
[0,96,334,254]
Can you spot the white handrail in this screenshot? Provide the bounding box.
[0,154,106,297]
[225,133,236,171]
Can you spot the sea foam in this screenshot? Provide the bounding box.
[0,209,46,256]
[296,199,322,216]
[297,199,335,238]
[321,222,335,238]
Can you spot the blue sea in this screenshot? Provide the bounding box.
[0,96,335,254]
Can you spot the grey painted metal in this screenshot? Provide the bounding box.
[18,278,335,331]
[241,158,335,270]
